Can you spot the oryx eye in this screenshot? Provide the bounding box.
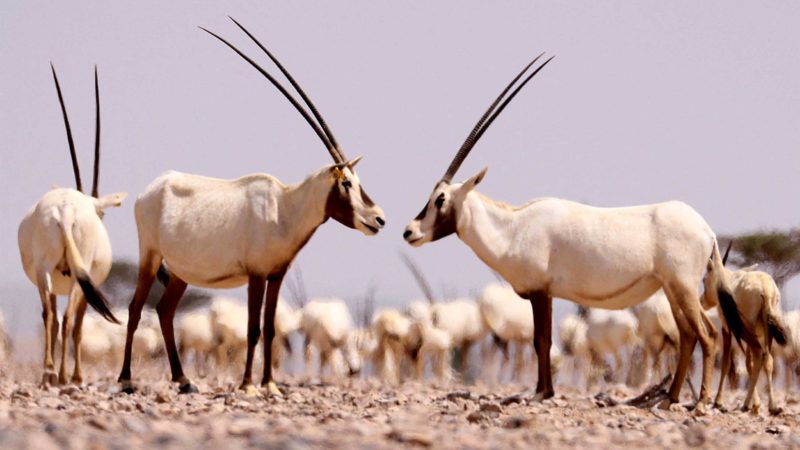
[434,193,445,209]
[342,180,352,190]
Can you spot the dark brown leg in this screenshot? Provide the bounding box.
[714,328,732,409]
[155,276,189,392]
[529,291,554,399]
[118,254,159,392]
[261,270,286,396]
[240,274,266,394]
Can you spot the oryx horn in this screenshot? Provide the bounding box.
[51,63,83,192]
[442,54,554,182]
[92,66,101,198]
[722,240,733,266]
[200,20,344,163]
[399,252,436,304]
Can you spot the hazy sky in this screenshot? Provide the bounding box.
[2,2,799,337]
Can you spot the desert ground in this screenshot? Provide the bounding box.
[1,361,799,450]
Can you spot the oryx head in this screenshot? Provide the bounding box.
[51,64,127,217]
[404,54,553,246]
[202,17,385,236]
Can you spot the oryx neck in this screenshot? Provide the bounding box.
[456,191,517,271]
[280,170,331,233]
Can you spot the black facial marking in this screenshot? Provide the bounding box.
[430,204,457,241]
[359,185,375,207]
[414,205,427,221]
[326,182,356,228]
[434,193,445,209]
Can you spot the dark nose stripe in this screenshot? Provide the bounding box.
[376,217,385,227]
[403,230,412,239]
[359,186,375,207]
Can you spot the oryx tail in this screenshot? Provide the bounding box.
[60,213,119,324]
[764,291,788,346]
[710,239,757,348]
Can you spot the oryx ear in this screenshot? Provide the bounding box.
[346,155,363,169]
[462,167,488,192]
[95,192,127,210]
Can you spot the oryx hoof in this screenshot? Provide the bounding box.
[58,372,68,386]
[658,398,679,411]
[533,390,554,402]
[178,383,199,394]
[262,381,283,398]
[769,406,783,416]
[713,402,728,413]
[41,371,58,387]
[692,401,709,416]
[239,383,262,398]
[70,375,83,386]
[120,380,136,395]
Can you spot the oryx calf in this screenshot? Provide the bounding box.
[118,18,384,396]
[18,65,123,386]
[703,244,788,414]
[403,53,750,411]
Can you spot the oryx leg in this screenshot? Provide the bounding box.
[260,269,286,397]
[70,294,88,384]
[303,336,315,380]
[155,276,189,393]
[765,350,781,415]
[713,328,732,409]
[58,287,81,384]
[612,350,624,383]
[528,291,554,400]
[415,346,425,380]
[37,272,58,386]
[742,348,764,414]
[513,340,526,381]
[459,341,472,379]
[118,252,160,393]
[240,274,266,396]
[663,283,714,412]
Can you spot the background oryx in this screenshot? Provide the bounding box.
[402,53,752,412]
[118,18,385,396]
[18,65,124,386]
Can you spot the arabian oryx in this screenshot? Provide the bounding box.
[118,18,385,396]
[18,65,124,386]
[402,53,752,412]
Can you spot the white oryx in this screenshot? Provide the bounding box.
[402,53,750,411]
[702,243,788,415]
[119,18,384,396]
[18,65,124,386]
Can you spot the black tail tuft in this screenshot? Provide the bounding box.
[767,315,788,346]
[156,263,171,287]
[77,276,120,324]
[717,287,759,349]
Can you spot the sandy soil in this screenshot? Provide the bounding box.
[1,363,799,450]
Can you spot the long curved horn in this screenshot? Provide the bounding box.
[443,53,543,182]
[200,26,342,163]
[228,16,346,163]
[51,63,83,192]
[443,55,554,182]
[91,66,100,198]
[400,252,436,304]
[722,240,733,266]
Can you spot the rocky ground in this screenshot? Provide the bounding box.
[1,364,799,449]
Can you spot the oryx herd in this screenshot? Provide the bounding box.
[13,17,795,417]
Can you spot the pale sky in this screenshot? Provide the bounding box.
[2,2,799,339]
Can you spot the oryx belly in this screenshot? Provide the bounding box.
[139,172,291,289]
